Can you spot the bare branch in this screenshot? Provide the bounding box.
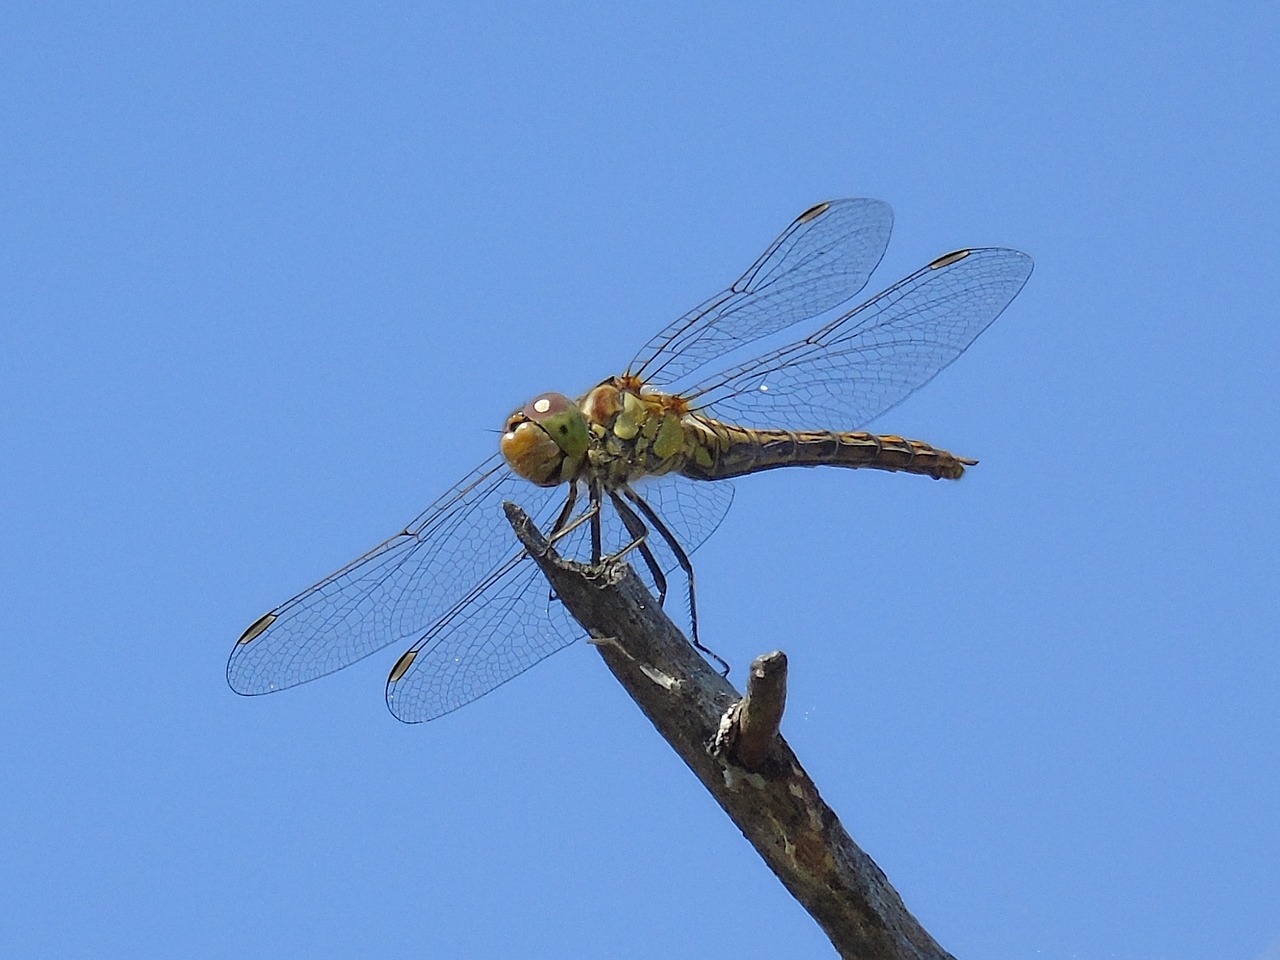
[505,502,957,960]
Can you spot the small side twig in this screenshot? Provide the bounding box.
[505,502,957,960]
[712,649,789,771]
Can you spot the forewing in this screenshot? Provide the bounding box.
[686,248,1034,431]
[226,455,567,695]
[627,198,893,388]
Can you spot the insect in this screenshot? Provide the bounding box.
[228,199,1032,722]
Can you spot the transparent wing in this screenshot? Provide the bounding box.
[382,474,735,722]
[627,198,893,388]
[384,554,577,722]
[226,455,568,695]
[685,248,1034,431]
[632,474,735,559]
[229,446,736,717]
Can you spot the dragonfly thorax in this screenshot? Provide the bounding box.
[579,378,694,485]
[502,379,697,490]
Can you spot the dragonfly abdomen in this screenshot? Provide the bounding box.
[681,421,975,481]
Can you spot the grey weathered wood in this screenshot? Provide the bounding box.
[504,502,957,960]
[712,649,790,770]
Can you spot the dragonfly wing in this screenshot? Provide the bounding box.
[226,454,568,695]
[384,474,734,722]
[627,198,893,388]
[687,248,1034,431]
[384,554,578,723]
[632,474,735,559]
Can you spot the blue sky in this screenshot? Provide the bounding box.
[3,3,1278,958]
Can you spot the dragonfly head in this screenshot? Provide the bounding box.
[501,392,589,486]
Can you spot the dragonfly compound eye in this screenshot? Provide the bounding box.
[524,393,589,461]
[501,393,589,486]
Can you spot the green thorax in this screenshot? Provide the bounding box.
[579,379,697,484]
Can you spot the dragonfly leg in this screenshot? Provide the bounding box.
[542,480,653,578]
[607,490,668,605]
[545,482,580,540]
[623,487,730,677]
[547,486,601,545]
[540,483,583,606]
[589,477,604,564]
[543,484,606,598]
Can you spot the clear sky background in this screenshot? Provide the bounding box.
[3,3,1278,958]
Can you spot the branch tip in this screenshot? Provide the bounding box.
[503,500,550,556]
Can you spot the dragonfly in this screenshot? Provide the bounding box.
[228,198,1033,723]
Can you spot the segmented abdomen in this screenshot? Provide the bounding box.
[679,420,975,481]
